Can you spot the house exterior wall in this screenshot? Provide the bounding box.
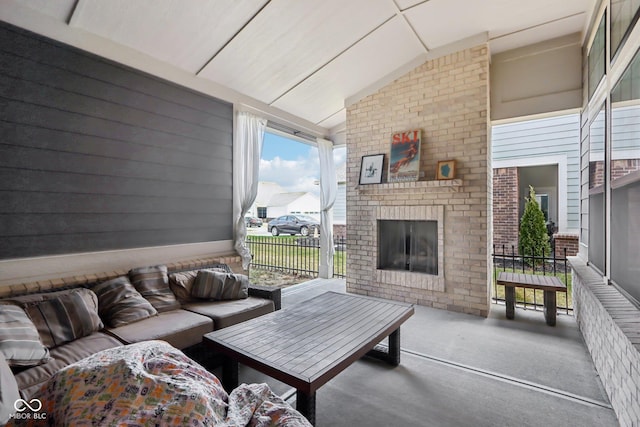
[492,167,519,251]
[492,113,581,234]
[286,192,321,218]
[0,23,234,260]
[490,34,582,121]
[333,183,347,225]
[574,2,640,425]
[346,44,491,317]
[0,22,237,285]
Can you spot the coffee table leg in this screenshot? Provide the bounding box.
[296,390,316,425]
[388,328,401,366]
[222,356,238,393]
[366,328,401,366]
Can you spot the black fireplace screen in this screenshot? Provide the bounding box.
[377,220,438,274]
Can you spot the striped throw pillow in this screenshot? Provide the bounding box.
[0,304,50,367]
[169,268,228,304]
[129,265,181,313]
[192,270,249,301]
[22,288,103,349]
[91,276,157,327]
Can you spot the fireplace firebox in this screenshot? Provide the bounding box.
[377,220,438,275]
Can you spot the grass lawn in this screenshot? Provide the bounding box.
[247,235,346,279]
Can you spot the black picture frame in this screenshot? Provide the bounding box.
[359,154,384,185]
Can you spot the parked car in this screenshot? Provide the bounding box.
[244,216,263,228]
[268,214,320,236]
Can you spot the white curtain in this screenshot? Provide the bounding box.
[233,111,267,269]
[317,138,337,278]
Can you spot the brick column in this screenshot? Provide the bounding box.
[553,233,579,258]
[492,167,519,253]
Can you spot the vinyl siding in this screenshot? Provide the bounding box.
[0,23,233,259]
[492,113,581,231]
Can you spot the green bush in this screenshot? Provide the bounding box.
[519,186,551,263]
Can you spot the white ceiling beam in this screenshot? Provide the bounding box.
[268,14,396,106]
[196,0,272,75]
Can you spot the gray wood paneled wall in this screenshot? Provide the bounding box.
[0,23,234,260]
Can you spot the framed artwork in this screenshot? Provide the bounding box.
[388,129,421,183]
[359,154,384,184]
[436,160,456,180]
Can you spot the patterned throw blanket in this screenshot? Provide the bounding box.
[9,340,311,426]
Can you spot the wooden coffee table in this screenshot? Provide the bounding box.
[203,291,414,425]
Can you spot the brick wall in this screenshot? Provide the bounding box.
[346,45,491,317]
[553,233,579,258]
[571,258,640,426]
[493,167,519,252]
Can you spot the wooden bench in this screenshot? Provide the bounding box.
[496,272,566,326]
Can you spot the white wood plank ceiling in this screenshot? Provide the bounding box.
[8,0,594,132]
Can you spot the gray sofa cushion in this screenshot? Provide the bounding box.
[105,310,213,349]
[183,297,274,330]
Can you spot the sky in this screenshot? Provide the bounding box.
[259,132,346,196]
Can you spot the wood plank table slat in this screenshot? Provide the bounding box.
[203,292,414,425]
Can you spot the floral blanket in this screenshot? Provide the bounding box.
[9,340,311,426]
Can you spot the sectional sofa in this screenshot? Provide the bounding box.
[0,258,280,422]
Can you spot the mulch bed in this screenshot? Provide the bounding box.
[248,268,315,289]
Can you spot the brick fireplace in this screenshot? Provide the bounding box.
[346,44,491,317]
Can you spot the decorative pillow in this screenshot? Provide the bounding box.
[91,276,157,328]
[0,304,50,367]
[21,288,103,349]
[169,268,228,304]
[129,265,180,313]
[168,270,199,304]
[192,270,249,301]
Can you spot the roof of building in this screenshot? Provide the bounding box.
[267,192,308,207]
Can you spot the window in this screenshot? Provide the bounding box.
[588,104,606,274]
[257,207,267,219]
[535,194,549,222]
[610,47,640,304]
[611,0,640,60]
[589,15,607,99]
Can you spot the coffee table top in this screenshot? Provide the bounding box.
[204,291,414,394]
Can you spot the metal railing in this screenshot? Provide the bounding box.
[247,235,346,278]
[492,243,572,314]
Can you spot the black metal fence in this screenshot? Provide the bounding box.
[247,235,346,279]
[492,243,572,313]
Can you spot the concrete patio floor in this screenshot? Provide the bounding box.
[233,278,618,426]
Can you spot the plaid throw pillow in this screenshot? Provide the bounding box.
[129,265,180,313]
[192,270,249,301]
[92,276,157,327]
[22,288,103,349]
[0,304,50,367]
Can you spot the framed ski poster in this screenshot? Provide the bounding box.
[388,129,421,182]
